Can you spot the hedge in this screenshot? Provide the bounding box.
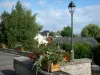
[60,43,92,59]
[92,43,100,65]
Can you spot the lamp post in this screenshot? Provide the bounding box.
[68,1,76,60]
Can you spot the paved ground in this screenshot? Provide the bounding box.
[0,52,16,75]
[0,52,100,75]
[92,65,100,75]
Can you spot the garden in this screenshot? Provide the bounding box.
[12,41,99,73]
[0,1,100,74]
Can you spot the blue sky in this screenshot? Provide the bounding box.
[0,0,100,34]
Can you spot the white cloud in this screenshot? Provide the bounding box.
[36,4,100,34]
[0,1,31,9]
[0,1,16,8]
[38,0,46,6]
[22,2,31,7]
[36,9,70,31]
[73,5,100,33]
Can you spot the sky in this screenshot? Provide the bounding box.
[0,0,100,34]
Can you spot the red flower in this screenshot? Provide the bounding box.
[28,53,36,60]
[31,55,35,59]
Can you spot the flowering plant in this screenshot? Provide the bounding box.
[63,51,71,62]
[28,52,36,60]
[41,43,63,64]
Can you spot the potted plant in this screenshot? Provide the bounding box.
[63,51,71,62]
[2,44,6,48]
[41,43,63,72]
[26,43,63,73]
[15,44,24,51]
[28,47,42,61]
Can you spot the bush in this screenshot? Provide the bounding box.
[60,43,92,59]
[74,43,92,59]
[92,43,100,65]
[60,43,71,52]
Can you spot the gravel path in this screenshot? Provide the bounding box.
[92,65,100,75]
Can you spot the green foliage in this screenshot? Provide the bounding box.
[41,43,63,64]
[32,44,45,55]
[49,31,55,37]
[0,1,42,50]
[92,44,100,65]
[0,11,10,44]
[81,24,100,39]
[61,26,72,37]
[74,43,92,59]
[60,43,71,52]
[37,24,43,32]
[60,43,92,59]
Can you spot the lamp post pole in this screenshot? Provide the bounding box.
[71,13,74,60]
[68,1,76,61]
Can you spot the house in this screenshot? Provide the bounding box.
[40,30,49,39]
[55,31,62,38]
[53,37,98,47]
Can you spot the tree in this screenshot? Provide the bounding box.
[81,24,100,39]
[0,11,10,44]
[61,26,72,37]
[37,24,43,32]
[1,1,42,50]
[49,31,55,37]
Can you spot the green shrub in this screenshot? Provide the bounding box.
[60,43,92,59]
[92,43,100,65]
[74,43,92,59]
[60,43,71,52]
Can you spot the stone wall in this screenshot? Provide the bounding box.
[13,56,36,75]
[13,56,70,75]
[61,58,92,75]
[14,57,91,75]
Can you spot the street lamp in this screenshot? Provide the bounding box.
[68,1,76,60]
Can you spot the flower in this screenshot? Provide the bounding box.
[28,53,36,60]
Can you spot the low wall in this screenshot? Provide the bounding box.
[0,48,30,56]
[13,56,37,75]
[13,56,70,75]
[14,56,91,75]
[0,48,17,54]
[14,56,92,75]
[61,58,92,75]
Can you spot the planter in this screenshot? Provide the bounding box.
[2,44,6,48]
[63,52,71,62]
[51,62,60,72]
[20,47,24,51]
[16,47,24,51]
[41,61,60,72]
